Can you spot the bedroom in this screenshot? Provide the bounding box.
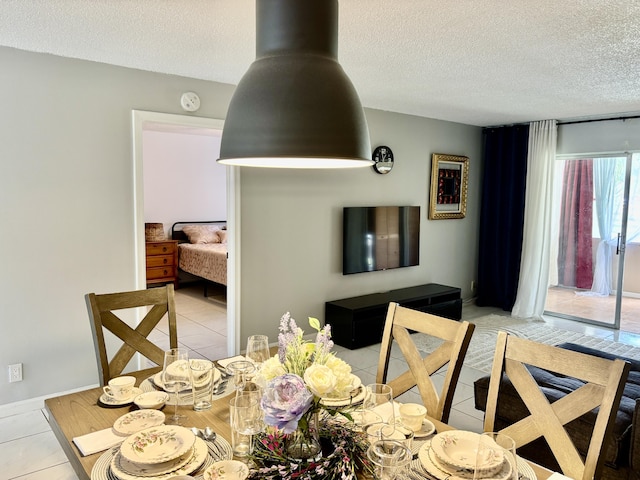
[141,118,229,356]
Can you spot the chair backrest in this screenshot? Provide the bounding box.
[85,284,178,386]
[484,331,630,480]
[376,302,475,423]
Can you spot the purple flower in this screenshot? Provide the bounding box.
[261,374,313,434]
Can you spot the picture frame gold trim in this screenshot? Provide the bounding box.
[429,153,469,220]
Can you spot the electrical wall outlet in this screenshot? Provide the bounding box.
[8,363,22,382]
[471,280,476,292]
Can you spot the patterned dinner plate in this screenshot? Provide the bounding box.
[111,437,207,479]
[91,436,233,480]
[153,361,221,391]
[120,425,195,465]
[113,409,165,436]
[320,385,366,407]
[418,440,537,480]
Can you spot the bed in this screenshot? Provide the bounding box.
[170,221,228,288]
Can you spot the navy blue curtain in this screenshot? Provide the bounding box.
[476,125,530,311]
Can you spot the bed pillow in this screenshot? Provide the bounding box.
[217,229,227,243]
[182,225,221,244]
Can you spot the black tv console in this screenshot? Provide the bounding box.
[325,283,462,349]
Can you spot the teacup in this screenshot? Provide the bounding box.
[103,376,136,401]
[399,403,427,432]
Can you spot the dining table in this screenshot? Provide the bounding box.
[44,369,556,480]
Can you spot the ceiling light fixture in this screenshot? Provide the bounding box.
[218,0,372,169]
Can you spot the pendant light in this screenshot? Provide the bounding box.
[218,0,372,169]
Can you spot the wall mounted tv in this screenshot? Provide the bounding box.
[343,206,420,275]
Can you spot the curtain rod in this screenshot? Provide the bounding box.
[558,114,640,126]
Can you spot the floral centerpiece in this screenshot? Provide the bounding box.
[249,313,372,480]
[255,313,360,463]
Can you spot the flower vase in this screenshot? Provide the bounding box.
[285,411,322,462]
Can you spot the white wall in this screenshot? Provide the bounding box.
[143,128,227,238]
[238,108,483,343]
[557,118,640,154]
[0,46,482,405]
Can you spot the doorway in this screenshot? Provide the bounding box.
[545,153,640,331]
[131,110,241,355]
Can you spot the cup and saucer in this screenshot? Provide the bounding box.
[98,376,143,408]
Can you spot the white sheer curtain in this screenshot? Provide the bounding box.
[587,155,640,295]
[589,158,619,295]
[511,120,557,319]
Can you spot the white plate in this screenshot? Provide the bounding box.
[99,387,143,406]
[408,418,436,438]
[90,435,233,480]
[320,385,366,407]
[113,409,165,436]
[203,460,249,480]
[112,437,207,480]
[431,430,503,474]
[419,440,516,480]
[153,364,221,391]
[120,425,195,465]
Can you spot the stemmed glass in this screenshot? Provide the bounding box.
[162,348,191,425]
[361,383,395,441]
[226,359,257,399]
[246,335,270,367]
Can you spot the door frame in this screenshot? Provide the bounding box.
[547,152,634,329]
[131,110,241,355]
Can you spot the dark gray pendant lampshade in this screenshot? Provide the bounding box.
[218,0,372,168]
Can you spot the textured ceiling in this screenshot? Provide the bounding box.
[3,0,640,126]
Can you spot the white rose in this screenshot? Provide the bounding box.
[304,364,337,397]
[324,355,354,397]
[259,355,286,382]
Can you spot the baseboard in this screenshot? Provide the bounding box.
[0,384,98,419]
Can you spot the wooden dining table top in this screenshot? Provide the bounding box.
[44,380,554,480]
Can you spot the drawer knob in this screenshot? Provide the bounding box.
[162,247,168,252]
[163,258,168,264]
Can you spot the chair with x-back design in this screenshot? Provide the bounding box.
[376,302,475,423]
[484,331,630,480]
[85,284,178,386]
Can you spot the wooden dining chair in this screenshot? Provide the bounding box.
[484,331,630,480]
[376,302,475,423]
[86,284,178,386]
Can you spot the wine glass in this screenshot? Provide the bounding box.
[162,348,191,425]
[246,335,270,367]
[474,432,518,480]
[362,383,395,441]
[231,391,264,457]
[226,359,257,399]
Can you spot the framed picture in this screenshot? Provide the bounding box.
[429,154,469,219]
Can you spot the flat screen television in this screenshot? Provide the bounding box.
[343,206,420,275]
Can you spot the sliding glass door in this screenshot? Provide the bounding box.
[545,153,640,329]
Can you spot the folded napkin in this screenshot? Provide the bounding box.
[372,401,401,423]
[73,427,125,456]
[217,355,253,370]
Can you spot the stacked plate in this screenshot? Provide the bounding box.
[150,361,224,405]
[92,424,233,480]
[320,374,366,407]
[418,431,525,480]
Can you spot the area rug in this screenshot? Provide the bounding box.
[412,314,640,374]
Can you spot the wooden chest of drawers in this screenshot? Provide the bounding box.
[145,240,178,287]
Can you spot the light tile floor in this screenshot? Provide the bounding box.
[2,286,639,479]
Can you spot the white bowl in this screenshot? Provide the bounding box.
[134,391,169,410]
[431,430,504,476]
[203,460,249,480]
